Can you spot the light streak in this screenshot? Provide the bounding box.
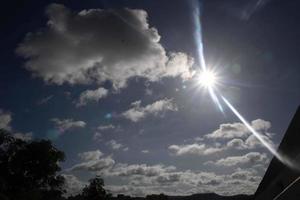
[221,96,295,168]
[192,0,206,70]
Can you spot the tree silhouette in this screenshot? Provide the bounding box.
[82,176,109,200]
[0,129,65,200]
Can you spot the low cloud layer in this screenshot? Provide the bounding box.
[16,4,194,89]
[67,149,264,197]
[169,143,223,156]
[205,152,269,167]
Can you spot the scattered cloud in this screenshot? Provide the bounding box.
[205,119,272,139]
[76,87,108,107]
[13,132,33,141]
[0,109,33,141]
[169,143,223,156]
[97,124,115,131]
[16,4,194,89]
[0,109,12,131]
[168,119,275,157]
[106,139,128,151]
[141,150,149,154]
[205,152,269,167]
[51,118,86,132]
[37,95,54,105]
[78,150,104,161]
[70,150,115,172]
[122,98,177,122]
[108,163,176,177]
[93,132,102,141]
[70,149,264,196]
[62,174,86,197]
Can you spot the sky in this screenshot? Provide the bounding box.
[0,0,300,197]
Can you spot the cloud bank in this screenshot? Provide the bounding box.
[16,4,194,89]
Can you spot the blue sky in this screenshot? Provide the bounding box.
[0,0,299,197]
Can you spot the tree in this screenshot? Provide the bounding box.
[82,176,108,200]
[0,129,66,200]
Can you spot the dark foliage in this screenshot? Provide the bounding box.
[0,129,65,200]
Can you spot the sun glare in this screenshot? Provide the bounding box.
[197,70,217,88]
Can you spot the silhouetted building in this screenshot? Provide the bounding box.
[254,106,300,200]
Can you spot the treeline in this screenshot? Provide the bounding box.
[0,129,171,200]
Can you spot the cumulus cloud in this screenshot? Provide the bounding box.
[71,150,115,172]
[106,139,125,150]
[122,98,177,122]
[76,87,108,106]
[93,132,102,141]
[205,152,269,167]
[70,149,264,196]
[0,109,33,141]
[13,132,33,141]
[169,119,275,158]
[106,167,261,196]
[62,174,86,197]
[226,133,275,150]
[168,143,223,156]
[16,4,194,89]
[0,110,12,130]
[109,163,176,177]
[205,119,272,139]
[78,150,104,161]
[51,118,86,132]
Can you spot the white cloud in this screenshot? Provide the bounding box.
[205,122,249,139]
[205,119,272,139]
[71,150,115,172]
[106,139,128,151]
[141,150,149,154]
[108,163,176,177]
[97,124,115,131]
[78,150,104,161]
[76,87,108,106]
[16,4,194,89]
[93,132,102,141]
[226,134,275,150]
[168,143,223,156]
[51,118,86,132]
[205,152,269,167]
[62,174,86,197]
[0,110,12,131]
[226,138,247,149]
[122,98,177,122]
[70,150,264,196]
[13,132,33,141]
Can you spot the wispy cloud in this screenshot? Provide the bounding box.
[122,98,178,122]
[51,118,86,132]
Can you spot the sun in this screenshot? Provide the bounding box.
[197,69,217,88]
